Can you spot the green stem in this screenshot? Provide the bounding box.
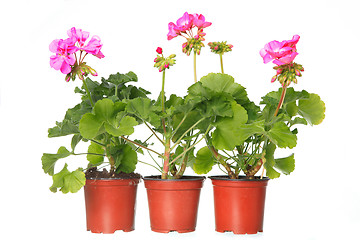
[193,52,197,82]
[82,79,94,107]
[220,54,224,73]
[138,160,162,172]
[170,117,205,152]
[161,70,166,112]
[120,136,163,157]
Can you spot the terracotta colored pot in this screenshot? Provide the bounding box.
[209,175,269,234]
[143,176,205,233]
[84,178,140,233]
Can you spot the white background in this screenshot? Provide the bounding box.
[1,0,359,239]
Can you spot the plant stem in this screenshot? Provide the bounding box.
[210,146,236,179]
[220,54,224,73]
[162,138,171,179]
[144,122,164,145]
[161,70,166,112]
[82,79,94,107]
[120,136,163,157]
[274,86,287,117]
[170,117,205,152]
[193,52,197,82]
[138,160,162,172]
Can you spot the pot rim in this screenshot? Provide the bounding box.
[86,176,141,181]
[209,175,269,181]
[143,175,206,181]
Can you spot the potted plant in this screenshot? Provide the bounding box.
[42,27,149,233]
[191,35,326,234]
[120,12,242,233]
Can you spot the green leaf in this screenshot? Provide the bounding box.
[285,101,298,118]
[212,102,264,150]
[298,93,326,125]
[79,99,137,139]
[87,142,105,165]
[126,97,161,128]
[50,164,70,192]
[71,134,82,152]
[107,72,138,85]
[264,143,280,179]
[111,144,138,173]
[49,164,85,193]
[200,73,248,102]
[63,170,86,193]
[42,146,71,176]
[79,113,103,139]
[274,154,295,175]
[105,116,138,137]
[266,122,297,148]
[193,147,214,174]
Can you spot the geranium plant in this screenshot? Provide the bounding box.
[42,28,148,193]
[124,12,245,179]
[191,35,326,179]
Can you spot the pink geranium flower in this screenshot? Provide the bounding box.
[167,12,212,41]
[175,12,194,32]
[49,38,78,74]
[260,35,300,66]
[192,14,212,29]
[67,27,89,47]
[82,35,105,59]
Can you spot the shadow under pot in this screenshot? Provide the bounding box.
[209,175,269,234]
[84,178,140,234]
[143,175,205,233]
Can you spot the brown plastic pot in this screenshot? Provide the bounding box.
[84,178,140,233]
[143,176,205,233]
[209,175,269,234]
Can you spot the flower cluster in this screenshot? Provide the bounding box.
[153,47,176,72]
[167,12,212,55]
[208,41,233,55]
[260,35,302,86]
[259,35,299,66]
[272,63,304,87]
[49,27,104,81]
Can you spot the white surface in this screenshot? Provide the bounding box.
[0,0,359,239]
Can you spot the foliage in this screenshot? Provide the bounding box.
[42,72,148,193]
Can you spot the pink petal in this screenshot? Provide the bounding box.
[49,39,60,53]
[60,61,72,74]
[50,55,63,70]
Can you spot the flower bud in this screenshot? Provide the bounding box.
[65,74,71,82]
[77,72,84,80]
[156,47,163,54]
[88,66,98,76]
[169,54,176,59]
[295,69,301,76]
[276,69,282,75]
[271,75,277,83]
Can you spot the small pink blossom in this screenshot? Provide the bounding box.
[260,35,300,66]
[192,14,212,29]
[175,12,194,32]
[67,27,89,47]
[82,35,105,59]
[49,38,78,74]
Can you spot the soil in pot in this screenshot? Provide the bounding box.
[143,175,205,233]
[84,168,141,234]
[210,175,269,234]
